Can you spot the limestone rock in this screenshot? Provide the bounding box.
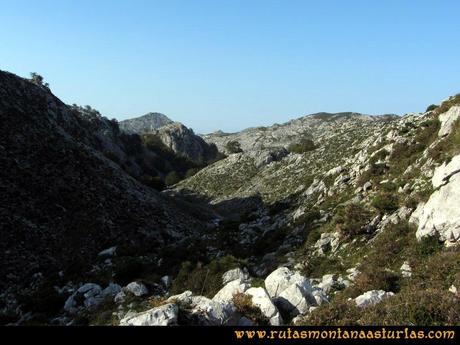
[222,268,250,285]
[438,106,460,137]
[97,246,117,257]
[354,290,394,308]
[245,287,283,326]
[400,261,412,278]
[212,279,250,304]
[125,282,149,297]
[431,154,460,189]
[264,267,312,299]
[119,303,178,326]
[414,161,460,243]
[277,283,316,316]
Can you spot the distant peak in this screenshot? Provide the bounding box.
[119,112,174,134]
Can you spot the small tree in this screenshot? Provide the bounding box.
[426,104,438,112]
[30,72,49,88]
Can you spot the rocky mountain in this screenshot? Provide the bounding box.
[0,69,459,326]
[119,112,173,134]
[121,115,220,166]
[0,70,216,323]
[203,112,397,154]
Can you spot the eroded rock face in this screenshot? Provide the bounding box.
[153,122,219,165]
[119,303,178,326]
[431,155,460,189]
[438,106,460,137]
[412,154,460,244]
[354,290,394,308]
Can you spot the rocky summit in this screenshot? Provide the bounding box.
[119,113,173,134]
[0,70,459,326]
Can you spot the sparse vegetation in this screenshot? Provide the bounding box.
[288,138,317,154]
[333,203,374,237]
[170,256,245,298]
[232,293,269,325]
[425,104,438,112]
[371,192,399,212]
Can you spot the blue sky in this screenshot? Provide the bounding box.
[1,0,459,133]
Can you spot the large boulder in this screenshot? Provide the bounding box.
[125,282,149,297]
[411,155,460,244]
[277,283,316,316]
[212,279,250,304]
[246,147,289,168]
[64,283,103,313]
[168,291,237,325]
[119,303,178,326]
[264,267,316,317]
[265,267,311,299]
[354,290,394,308]
[245,287,283,326]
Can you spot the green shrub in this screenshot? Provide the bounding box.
[288,139,317,154]
[353,269,401,294]
[372,193,399,212]
[425,104,438,112]
[359,288,459,325]
[303,295,361,325]
[306,288,459,325]
[294,209,321,227]
[333,203,373,237]
[301,255,343,278]
[170,256,244,298]
[428,118,460,163]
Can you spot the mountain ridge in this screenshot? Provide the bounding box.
[0,69,458,326]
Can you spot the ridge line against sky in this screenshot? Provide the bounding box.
[1,0,459,133]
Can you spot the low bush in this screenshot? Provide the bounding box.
[371,193,399,212]
[359,288,459,325]
[232,293,269,325]
[170,256,244,298]
[353,269,401,294]
[425,104,438,112]
[288,139,316,154]
[333,203,373,237]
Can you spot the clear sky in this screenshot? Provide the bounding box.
[1,0,459,133]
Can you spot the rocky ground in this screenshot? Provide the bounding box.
[0,70,458,325]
